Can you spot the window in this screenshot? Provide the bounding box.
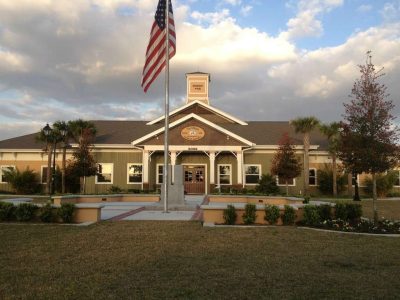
[96,163,113,184]
[309,168,317,186]
[277,177,295,186]
[41,166,48,184]
[244,165,261,184]
[128,164,142,184]
[218,165,231,185]
[352,174,359,186]
[157,164,163,184]
[394,171,400,187]
[0,166,15,183]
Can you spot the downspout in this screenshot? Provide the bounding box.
[241,145,254,188]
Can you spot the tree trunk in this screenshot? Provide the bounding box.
[332,153,337,197]
[347,173,352,197]
[353,173,360,201]
[372,172,378,223]
[46,144,53,195]
[304,133,310,197]
[62,147,66,194]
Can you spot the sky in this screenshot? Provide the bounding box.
[0,0,399,140]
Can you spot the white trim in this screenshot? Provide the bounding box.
[182,163,208,194]
[251,145,320,150]
[95,163,114,185]
[243,164,262,185]
[127,163,143,184]
[217,164,232,185]
[0,165,15,184]
[156,164,163,184]
[143,145,244,152]
[309,168,317,186]
[147,100,247,125]
[276,176,296,187]
[132,113,253,146]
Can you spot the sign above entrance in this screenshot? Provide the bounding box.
[181,126,205,141]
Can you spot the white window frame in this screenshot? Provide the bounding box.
[156,164,163,184]
[276,176,296,187]
[127,163,143,184]
[95,163,114,184]
[41,165,48,184]
[217,164,232,185]
[351,174,360,187]
[309,168,317,186]
[0,165,15,184]
[244,164,261,185]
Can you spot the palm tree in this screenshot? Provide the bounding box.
[319,122,341,197]
[291,116,320,197]
[36,128,56,194]
[53,121,72,193]
[68,119,97,194]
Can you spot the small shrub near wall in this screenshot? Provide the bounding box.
[0,202,15,221]
[15,203,38,222]
[282,205,296,225]
[318,204,332,221]
[303,205,321,226]
[334,202,362,222]
[223,205,237,225]
[57,203,75,223]
[242,204,257,225]
[335,202,347,220]
[264,205,280,225]
[39,203,54,223]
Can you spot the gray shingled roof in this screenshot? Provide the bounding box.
[0,120,328,150]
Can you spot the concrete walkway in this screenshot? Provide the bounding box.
[103,195,206,221]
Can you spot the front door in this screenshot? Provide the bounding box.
[184,165,205,194]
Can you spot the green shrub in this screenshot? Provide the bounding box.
[364,172,397,197]
[264,205,280,225]
[39,203,54,223]
[282,205,296,225]
[255,174,279,195]
[57,203,75,223]
[15,203,38,222]
[334,202,347,220]
[317,165,346,195]
[242,203,257,225]
[108,185,123,193]
[302,196,310,204]
[0,202,15,221]
[318,204,332,221]
[223,205,237,225]
[2,168,41,194]
[345,203,362,221]
[303,205,320,226]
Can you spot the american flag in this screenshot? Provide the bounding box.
[141,0,176,93]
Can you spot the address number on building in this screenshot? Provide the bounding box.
[181,126,205,141]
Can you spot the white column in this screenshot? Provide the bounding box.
[209,151,215,184]
[143,150,149,186]
[237,150,243,185]
[170,151,176,184]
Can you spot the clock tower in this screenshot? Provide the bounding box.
[186,72,210,105]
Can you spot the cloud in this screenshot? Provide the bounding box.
[380,0,400,22]
[240,5,253,16]
[280,0,344,40]
[357,4,373,13]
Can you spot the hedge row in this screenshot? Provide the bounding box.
[0,202,75,223]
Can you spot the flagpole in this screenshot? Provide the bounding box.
[163,0,170,213]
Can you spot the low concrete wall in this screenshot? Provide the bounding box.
[53,194,160,205]
[208,195,303,205]
[202,203,304,225]
[72,204,104,223]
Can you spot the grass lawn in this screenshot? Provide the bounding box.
[1,222,400,299]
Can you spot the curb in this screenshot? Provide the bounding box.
[298,226,400,237]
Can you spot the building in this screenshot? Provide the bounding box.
[0,72,399,195]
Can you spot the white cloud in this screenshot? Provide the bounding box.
[280,0,344,40]
[380,0,400,22]
[240,5,253,16]
[357,4,373,13]
[222,0,241,5]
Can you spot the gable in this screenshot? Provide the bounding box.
[140,119,248,146]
